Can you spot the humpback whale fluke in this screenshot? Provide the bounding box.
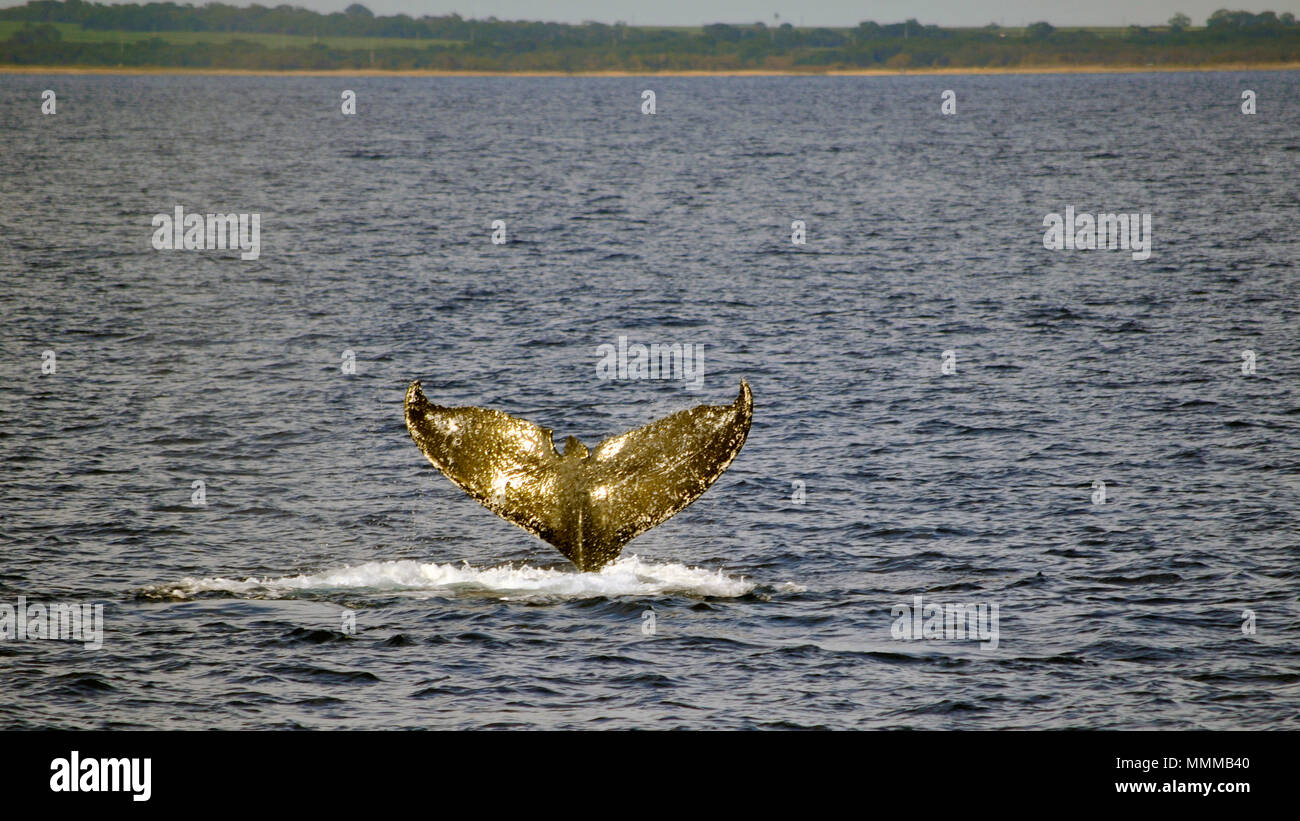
[404,380,753,571]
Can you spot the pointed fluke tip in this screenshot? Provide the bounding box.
[406,379,425,406]
[737,379,751,406]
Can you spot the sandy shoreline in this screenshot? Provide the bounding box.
[2,62,1299,77]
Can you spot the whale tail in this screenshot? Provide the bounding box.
[404,380,753,571]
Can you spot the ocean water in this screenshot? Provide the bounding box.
[0,72,1297,729]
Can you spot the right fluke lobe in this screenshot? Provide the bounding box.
[404,380,753,571]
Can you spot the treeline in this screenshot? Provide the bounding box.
[2,1,1300,71]
[4,0,485,40]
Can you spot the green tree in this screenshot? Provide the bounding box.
[1168,13,1191,30]
[854,21,881,43]
[1026,21,1054,39]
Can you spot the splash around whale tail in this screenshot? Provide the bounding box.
[404,380,753,571]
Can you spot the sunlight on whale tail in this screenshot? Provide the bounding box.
[404,379,753,571]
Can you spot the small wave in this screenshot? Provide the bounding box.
[145,555,757,601]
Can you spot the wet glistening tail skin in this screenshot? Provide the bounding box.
[404,380,753,571]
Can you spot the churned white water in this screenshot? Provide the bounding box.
[153,555,758,600]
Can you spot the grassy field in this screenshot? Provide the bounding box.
[949,25,1200,36]
[0,21,462,50]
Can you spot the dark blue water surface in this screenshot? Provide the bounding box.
[1,72,1298,729]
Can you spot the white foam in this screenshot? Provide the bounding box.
[153,554,757,601]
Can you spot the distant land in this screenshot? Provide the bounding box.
[2,2,1299,74]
